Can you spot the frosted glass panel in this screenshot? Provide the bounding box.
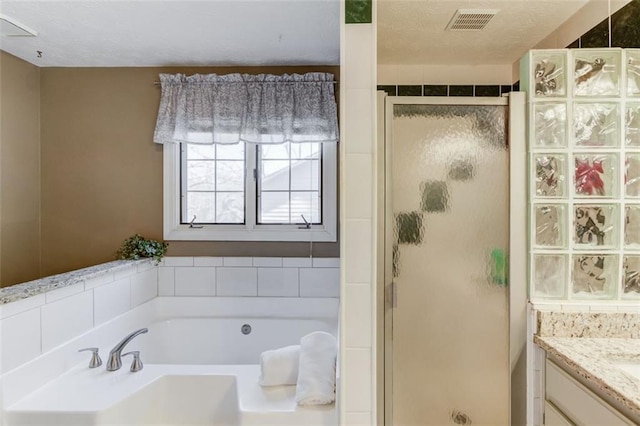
[533,255,567,299]
[391,103,508,425]
[574,154,618,198]
[534,204,565,248]
[528,49,635,305]
[534,155,566,197]
[627,50,640,96]
[532,52,566,97]
[573,204,618,249]
[626,154,640,197]
[573,103,619,147]
[625,103,640,146]
[623,256,640,298]
[533,103,567,147]
[625,205,640,248]
[572,254,618,299]
[573,50,621,97]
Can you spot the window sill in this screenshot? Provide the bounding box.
[164,225,336,242]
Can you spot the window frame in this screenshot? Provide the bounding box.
[163,142,337,242]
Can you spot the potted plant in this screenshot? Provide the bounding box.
[116,234,168,264]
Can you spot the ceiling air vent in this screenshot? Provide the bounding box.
[445,9,498,31]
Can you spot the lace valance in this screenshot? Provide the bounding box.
[153,72,339,145]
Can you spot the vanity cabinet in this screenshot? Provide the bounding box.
[544,360,635,425]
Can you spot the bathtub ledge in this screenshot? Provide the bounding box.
[0,259,153,305]
[6,363,337,425]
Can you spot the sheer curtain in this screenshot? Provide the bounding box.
[153,72,338,145]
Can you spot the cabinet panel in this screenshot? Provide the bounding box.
[544,400,574,425]
[546,360,634,425]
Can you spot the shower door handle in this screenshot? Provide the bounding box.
[386,281,397,310]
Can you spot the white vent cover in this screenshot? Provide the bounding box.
[445,9,498,31]
[0,14,37,37]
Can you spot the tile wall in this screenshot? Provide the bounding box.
[0,262,157,375]
[159,256,340,298]
[342,4,377,424]
[0,256,340,378]
[377,83,519,97]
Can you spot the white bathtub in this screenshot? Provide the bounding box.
[141,316,336,365]
[4,297,339,426]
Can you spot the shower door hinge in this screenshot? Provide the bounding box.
[387,281,397,310]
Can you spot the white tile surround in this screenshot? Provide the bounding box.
[341,10,377,425]
[159,256,340,298]
[0,262,158,375]
[0,256,339,380]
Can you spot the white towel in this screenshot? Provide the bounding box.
[295,331,338,406]
[259,345,300,386]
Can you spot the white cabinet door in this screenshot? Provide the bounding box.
[544,401,574,425]
[546,360,635,425]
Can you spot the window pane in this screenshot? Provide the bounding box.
[291,191,321,223]
[187,192,216,222]
[217,143,244,160]
[260,192,290,223]
[291,143,321,159]
[291,159,319,191]
[187,144,215,160]
[216,161,244,191]
[187,161,216,190]
[216,192,244,223]
[182,142,245,224]
[261,160,290,191]
[257,142,324,225]
[260,144,290,160]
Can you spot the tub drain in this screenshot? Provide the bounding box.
[241,324,252,335]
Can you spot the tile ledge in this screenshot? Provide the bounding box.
[0,259,154,305]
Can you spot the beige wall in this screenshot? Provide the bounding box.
[39,65,339,278]
[0,52,41,288]
[378,63,514,85]
[511,0,631,79]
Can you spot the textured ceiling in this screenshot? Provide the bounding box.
[377,0,592,65]
[0,1,340,67]
[0,0,615,68]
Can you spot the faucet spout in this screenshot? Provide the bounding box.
[106,328,148,371]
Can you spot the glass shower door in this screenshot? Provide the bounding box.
[386,99,510,425]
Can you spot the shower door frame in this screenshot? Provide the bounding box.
[379,94,527,426]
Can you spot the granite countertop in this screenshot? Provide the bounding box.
[535,310,640,421]
[535,335,640,419]
[0,259,152,305]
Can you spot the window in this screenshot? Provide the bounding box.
[164,141,337,242]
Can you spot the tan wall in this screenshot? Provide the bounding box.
[511,0,631,79]
[0,51,41,288]
[40,65,339,277]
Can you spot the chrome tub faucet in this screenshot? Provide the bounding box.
[106,328,148,371]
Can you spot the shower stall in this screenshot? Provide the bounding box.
[380,94,526,425]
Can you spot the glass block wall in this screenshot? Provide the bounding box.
[522,48,640,302]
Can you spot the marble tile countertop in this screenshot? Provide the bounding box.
[535,310,640,421]
[0,259,152,305]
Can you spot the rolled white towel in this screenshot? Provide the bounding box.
[295,331,338,406]
[259,345,300,386]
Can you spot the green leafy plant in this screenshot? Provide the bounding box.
[116,234,168,264]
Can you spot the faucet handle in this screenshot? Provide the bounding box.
[78,347,102,368]
[122,351,143,372]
